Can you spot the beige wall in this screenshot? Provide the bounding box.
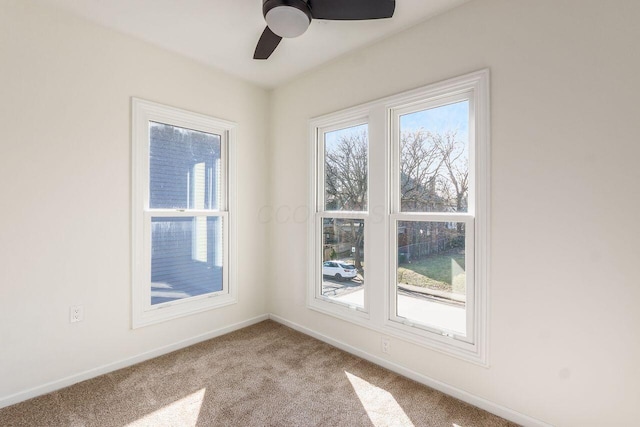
[0,0,269,401]
[268,0,640,425]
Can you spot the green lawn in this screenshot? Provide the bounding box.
[398,251,466,294]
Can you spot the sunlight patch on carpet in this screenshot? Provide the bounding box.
[125,388,206,427]
[345,371,414,427]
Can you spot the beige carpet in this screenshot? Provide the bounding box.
[0,320,518,426]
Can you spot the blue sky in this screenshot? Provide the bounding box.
[400,100,469,142]
[325,123,368,150]
[323,100,468,150]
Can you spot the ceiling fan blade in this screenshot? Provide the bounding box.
[253,26,282,60]
[309,0,395,20]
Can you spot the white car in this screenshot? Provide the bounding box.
[322,261,358,281]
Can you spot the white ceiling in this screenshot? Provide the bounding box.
[42,0,468,88]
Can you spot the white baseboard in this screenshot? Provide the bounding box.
[0,314,269,410]
[269,314,553,427]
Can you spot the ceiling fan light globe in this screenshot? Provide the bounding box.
[265,6,310,38]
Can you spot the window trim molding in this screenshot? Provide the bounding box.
[307,70,490,365]
[131,98,238,329]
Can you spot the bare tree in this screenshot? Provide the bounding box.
[323,128,469,268]
[400,130,444,211]
[324,131,367,270]
[325,130,368,211]
[434,130,468,214]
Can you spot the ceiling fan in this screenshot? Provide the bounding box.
[254,0,396,60]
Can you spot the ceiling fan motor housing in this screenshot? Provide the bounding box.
[263,0,312,38]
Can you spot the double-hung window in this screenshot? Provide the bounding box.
[309,70,489,363]
[310,115,370,316]
[132,99,236,328]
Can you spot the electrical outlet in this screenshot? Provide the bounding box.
[381,337,390,354]
[70,305,84,323]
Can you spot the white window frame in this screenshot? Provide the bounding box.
[308,70,490,364]
[131,98,237,328]
[308,110,371,319]
[388,89,481,356]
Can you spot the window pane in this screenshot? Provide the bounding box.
[321,217,365,308]
[396,220,466,335]
[150,122,222,210]
[399,101,469,213]
[151,216,223,305]
[324,124,368,211]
